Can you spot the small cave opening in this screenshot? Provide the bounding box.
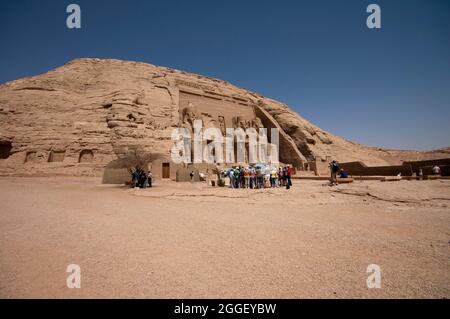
[0,141,12,159]
[79,150,94,163]
[127,113,136,121]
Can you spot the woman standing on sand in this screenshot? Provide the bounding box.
[270,168,277,188]
[244,166,250,189]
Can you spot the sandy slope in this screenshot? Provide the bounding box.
[0,177,449,298]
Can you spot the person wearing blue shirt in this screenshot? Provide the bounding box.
[339,169,349,179]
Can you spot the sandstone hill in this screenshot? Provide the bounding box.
[0,58,448,177]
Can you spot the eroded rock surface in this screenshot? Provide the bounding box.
[0,58,448,176]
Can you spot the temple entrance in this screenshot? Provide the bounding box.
[162,163,170,179]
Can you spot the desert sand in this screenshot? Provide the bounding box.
[0,177,449,298]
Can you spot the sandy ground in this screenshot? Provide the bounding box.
[0,177,449,298]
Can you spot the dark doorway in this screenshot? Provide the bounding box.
[79,150,94,163]
[162,163,170,179]
[0,142,12,159]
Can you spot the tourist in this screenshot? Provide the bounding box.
[257,166,264,189]
[249,166,256,189]
[282,166,288,186]
[131,168,140,188]
[286,165,292,189]
[339,169,349,179]
[418,169,423,180]
[229,168,235,188]
[432,165,441,176]
[239,166,245,188]
[273,166,279,187]
[278,167,284,186]
[264,165,271,188]
[147,171,153,187]
[139,169,147,188]
[329,160,339,186]
[244,166,250,188]
[270,167,277,188]
[234,167,241,188]
[190,170,195,182]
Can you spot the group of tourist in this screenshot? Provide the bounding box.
[221,165,293,189]
[130,168,153,188]
[129,160,443,189]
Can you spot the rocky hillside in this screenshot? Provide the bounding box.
[0,58,448,176]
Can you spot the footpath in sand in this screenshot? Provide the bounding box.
[0,177,449,298]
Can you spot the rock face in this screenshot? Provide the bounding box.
[0,58,448,178]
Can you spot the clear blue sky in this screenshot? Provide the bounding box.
[1,0,449,150]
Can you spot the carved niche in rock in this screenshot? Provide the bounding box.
[79,150,94,163]
[48,150,66,162]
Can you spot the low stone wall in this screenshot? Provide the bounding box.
[340,162,410,176]
[102,167,130,184]
[340,159,450,176]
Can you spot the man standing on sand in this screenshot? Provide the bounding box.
[229,168,234,188]
[286,165,292,189]
[234,167,241,188]
[244,166,250,188]
[131,168,139,188]
[330,160,340,186]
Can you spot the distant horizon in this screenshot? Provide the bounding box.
[1,0,449,151]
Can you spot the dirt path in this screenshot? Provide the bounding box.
[0,177,449,298]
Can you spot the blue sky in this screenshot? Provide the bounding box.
[1,0,449,150]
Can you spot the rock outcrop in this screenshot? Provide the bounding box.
[0,58,448,177]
